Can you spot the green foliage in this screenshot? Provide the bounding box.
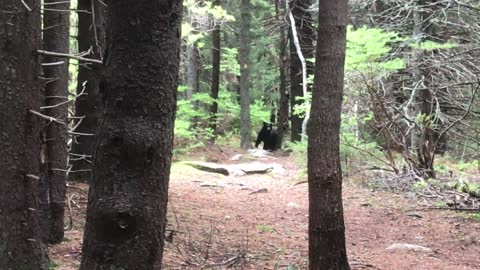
[346,26,405,73]
[220,48,240,76]
[413,181,428,189]
[292,93,311,118]
[256,224,275,233]
[455,160,478,172]
[410,40,458,51]
[174,86,270,147]
[48,261,59,270]
[182,0,235,44]
[284,140,308,169]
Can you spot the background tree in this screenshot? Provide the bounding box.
[0,0,49,268]
[71,0,106,181]
[346,0,480,178]
[239,0,252,149]
[42,0,71,244]
[289,0,315,142]
[209,0,222,142]
[79,0,183,268]
[307,0,350,268]
[275,0,290,149]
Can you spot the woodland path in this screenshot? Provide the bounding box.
[52,146,480,269]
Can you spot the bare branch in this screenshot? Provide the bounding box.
[28,109,66,125]
[20,0,32,11]
[37,50,102,64]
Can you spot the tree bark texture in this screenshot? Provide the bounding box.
[276,0,289,149]
[307,0,351,269]
[289,0,315,142]
[239,0,252,149]
[408,0,435,177]
[43,0,70,244]
[71,0,106,182]
[209,0,221,142]
[79,1,183,269]
[0,1,49,269]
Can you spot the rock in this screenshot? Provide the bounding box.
[287,202,301,208]
[386,243,432,252]
[230,154,243,161]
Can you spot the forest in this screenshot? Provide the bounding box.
[0,0,479,269]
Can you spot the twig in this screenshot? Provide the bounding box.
[20,0,32,11]
[37,50,102,64]
[28,109,66,125]
[40,80,87,110]
[42,61,65,66]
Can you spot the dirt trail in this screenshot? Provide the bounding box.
[51,148,480,269]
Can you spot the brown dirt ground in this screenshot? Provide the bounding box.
[51,146,480,270]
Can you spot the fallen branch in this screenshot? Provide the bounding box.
[183,161,229,176]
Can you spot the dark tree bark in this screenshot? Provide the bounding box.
[209,0,221,142]
[289,0,315,142]
[43,0,70,244]
[307,0,350,269]
[0,1,49,269]
[276,0,289,149]
[79,0,183,269]
[71,0,106,182]
[239,0,252,149]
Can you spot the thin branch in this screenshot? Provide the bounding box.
[40,81,87,110]
[28,109,66,125]
[37,50,102,64]
[20,0,32,11]
[42,61,65,66]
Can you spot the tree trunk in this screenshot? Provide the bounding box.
[71,0,106,182]
[276,0,289,149]
[186,44,199,100]
[0,1,49,268]
[307,0,350,269]
[43,0,70,244]
[289,0,315,142]
[239,0,252,149]
[79,1,182,269]
[406,0,435,178]
[209,0,221,142]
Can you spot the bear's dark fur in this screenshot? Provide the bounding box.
[255,122,279,151]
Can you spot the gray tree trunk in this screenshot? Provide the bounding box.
[209,0,221,142]
[307,0,351,268]
[43,0,70,244]
[79,0,183,269]
[0,1,49,268]
[276,0,289,149]
[239,0,252,149]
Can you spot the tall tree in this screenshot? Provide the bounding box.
[307,0,350,269]
[406,0,435,177]
[209,0,221,142]
[79,0,183,269]
[239,0,252,149]
[289,0,315,142]
[0,0,49,268]
[71,0,106,181]
[276,0,289,149]
[43,0,70,244]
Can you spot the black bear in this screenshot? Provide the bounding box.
[255,122,279,151]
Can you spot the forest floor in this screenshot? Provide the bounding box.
[51,146,480,270]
